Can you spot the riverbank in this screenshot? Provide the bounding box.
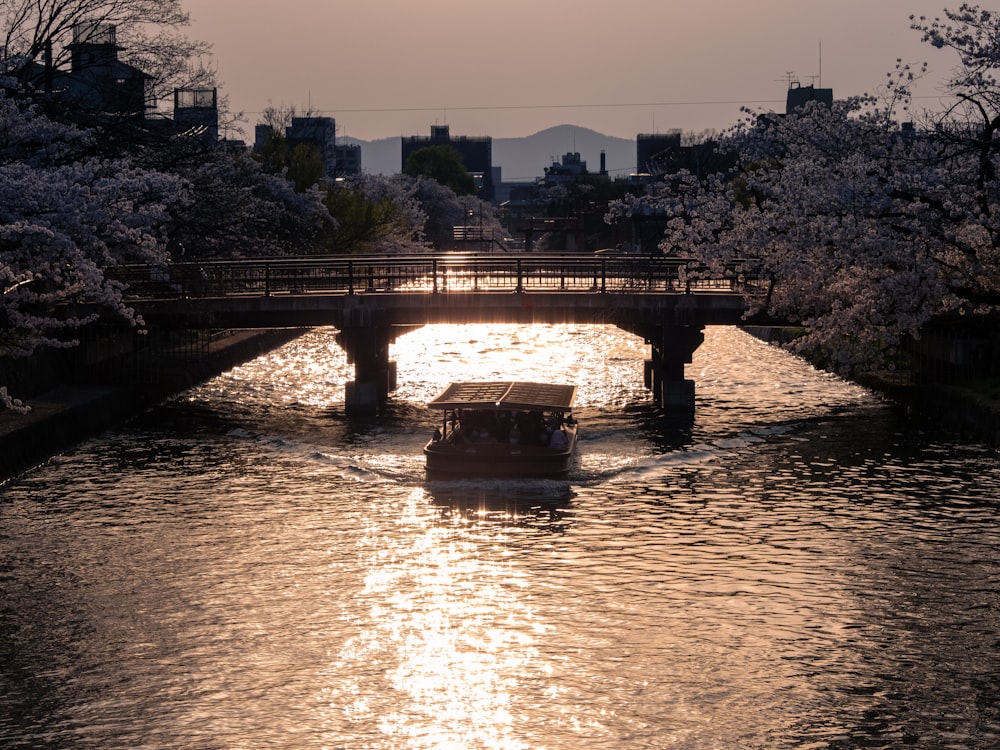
[854,375,1000,447]
[0,329,305,484]
[743,325,1000,448]
[4,324,996,485]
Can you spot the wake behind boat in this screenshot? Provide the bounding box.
[424,381,578,478]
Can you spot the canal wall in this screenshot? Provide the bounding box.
[5,323,995,485]
[0,328,305,484]
[852,377,1000,447]
[742,325,1000,447]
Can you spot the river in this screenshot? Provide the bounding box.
[1,324,998,749]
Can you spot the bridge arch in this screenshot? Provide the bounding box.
[335,318,706,415]
[124,255,759,414]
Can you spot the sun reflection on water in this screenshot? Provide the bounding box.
[322,487,553,748]
[4,325,997,749]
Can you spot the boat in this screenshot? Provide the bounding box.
[424,381,578,478]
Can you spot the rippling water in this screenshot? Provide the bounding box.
[2,325,999,749]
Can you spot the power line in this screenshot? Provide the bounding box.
[241,99,786,116]
[240,94,950,117]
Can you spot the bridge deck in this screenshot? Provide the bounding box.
[124,254,760,330]
[118,254,765,414]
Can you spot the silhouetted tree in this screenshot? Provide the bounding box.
[322,184,416,254]
[608,4,1000,374]
[403,145,477,196]
[1,0,213,104]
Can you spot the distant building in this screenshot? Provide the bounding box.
[636,130,740,181]
[335,142,362,176]
[636,133,682,175]
[287,116,337,181]
[46,22,152,121]
[401,125,494,200]
[638,133,735,180]
[543,152,588,187]
[17,22,220,142]
[254,116,361,180]
[785,82,833,113]
[254,124,273,150]
[173,88,218,142]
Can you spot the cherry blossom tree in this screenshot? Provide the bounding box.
[331,174,429,254]
[167,145,333,258]
[0,77,184,410]
[669,99,952,370]
[608,5,1000,374]
[909,6,1000,307]
[0,65,336,410]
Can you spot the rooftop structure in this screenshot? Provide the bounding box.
[785,82,833,113]
[57,22,151,119]
[174,88,218,142]
[543,152,588,186]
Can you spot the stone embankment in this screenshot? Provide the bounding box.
[742,325,1000,447]
[4,325,995,485]
[853,376,1000,447]
[0,329,303,484]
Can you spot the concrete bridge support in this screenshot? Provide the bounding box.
[644,325,705,413]
[337,326,398,415]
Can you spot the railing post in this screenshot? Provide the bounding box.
[348,261,354,295]
[600,259,607,294]
[516,258,523,293]
[264,264,271,297]
[432,260,438,294]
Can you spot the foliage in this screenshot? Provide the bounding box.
[255,129,289,176]
[288,143,324,193]
[167,145,332,258]
[318,173,501,253]
[402,145,477,196]
[253,103,329,192]
[0,85,183,409]
[322,179,421,255]
[608,4,1000,374]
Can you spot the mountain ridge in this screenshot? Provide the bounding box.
[348,124,637,182]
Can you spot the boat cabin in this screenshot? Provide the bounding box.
[424,381,578,478]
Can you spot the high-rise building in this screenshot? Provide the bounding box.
[401,125,494,200]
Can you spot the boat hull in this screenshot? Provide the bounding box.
[424,428,577,479]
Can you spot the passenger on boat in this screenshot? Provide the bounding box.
[549,428,568,449]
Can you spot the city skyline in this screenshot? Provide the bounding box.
[181,0,960,141]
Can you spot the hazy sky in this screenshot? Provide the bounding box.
[181,0,961,141]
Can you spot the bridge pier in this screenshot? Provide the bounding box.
[337,326,398,415]
[645,325,705,413]
[130,257,753,420]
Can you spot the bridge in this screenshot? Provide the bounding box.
[123,254,762,414]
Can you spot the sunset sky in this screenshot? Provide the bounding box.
[181,0,961,141]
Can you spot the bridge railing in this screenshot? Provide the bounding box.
[120,254,764,300]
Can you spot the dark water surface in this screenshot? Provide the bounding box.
[1,325,999,749]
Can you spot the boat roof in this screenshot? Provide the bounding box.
[428,381,576,412]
